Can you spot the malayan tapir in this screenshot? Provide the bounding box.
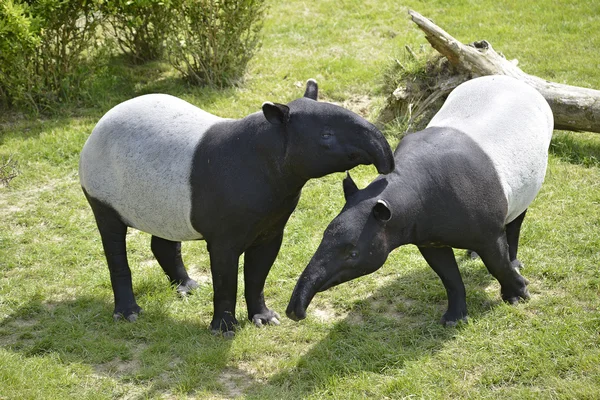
[79,79,395,335]
[286,75,554,326]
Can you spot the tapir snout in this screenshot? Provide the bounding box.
[366,129,395,175]
[287,191,393,320]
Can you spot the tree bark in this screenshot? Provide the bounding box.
[408,9,600,133]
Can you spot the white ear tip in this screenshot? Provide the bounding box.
[307,78,317,84]
[262,101,274,107]
[377,199,389,207]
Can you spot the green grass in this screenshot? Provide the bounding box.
[2,0,600,398]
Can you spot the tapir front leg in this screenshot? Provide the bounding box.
[150,236,199,295]
[418,246,467,326]
[243,232,284,327]
[208,243,241,337]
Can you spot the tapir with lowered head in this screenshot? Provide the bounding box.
[79,80,394,336]
[287,75,554,326]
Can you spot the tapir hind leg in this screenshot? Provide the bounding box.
[243,232,284,327]
[83,191,142,321]
[150,236,198,295]
[477,233,530,305]
[506,210,527,270]
[466,210,527,263]
[418,246,467,326]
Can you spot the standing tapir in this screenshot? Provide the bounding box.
[79,80,395,335]
[286,75,554,326]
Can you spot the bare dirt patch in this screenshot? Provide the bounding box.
[346,311,364,325]
[0,177,75,218]
[187,264,212,286]
[93,343,148,378]
[340,95,374,118]
[313,305,336,322]
[369,297,407,322]
[44,288,79,304]
[0,317,40,348]
[217,367,255,398]
[302,88,374,119]
[311,300,351,323]
[95,357,143,377]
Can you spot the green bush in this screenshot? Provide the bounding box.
[0,1,39,109]
[0,0,267,112]
[167,0,266,87]
[102,0,173,64]
[0,0,102,113]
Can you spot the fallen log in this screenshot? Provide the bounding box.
[398,9,600,133]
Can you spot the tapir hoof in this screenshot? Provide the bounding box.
[113,307,142,322]
[511,259,525,271]
[210,312,238,337]
[501,273,530,304]
[502,285,530,304]
[503,292,530,305]
[251,310,281,327]
[176,278,199,296]
[440,314,468,327]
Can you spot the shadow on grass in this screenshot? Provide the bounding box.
[0,294,242,397]
[253,254,500,398]
[0,252,507,398]
[0,56,240,145]
[85,56,240,115]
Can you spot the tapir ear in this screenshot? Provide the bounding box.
[303,78,318,100]
[262,102,290,125]
[373,199,392,222]
[343,171,359,200]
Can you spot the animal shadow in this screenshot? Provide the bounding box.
[255,251,500,398]
[0,294,245,397]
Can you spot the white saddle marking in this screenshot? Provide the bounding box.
[427,75,554,223]
[80,94,224,241]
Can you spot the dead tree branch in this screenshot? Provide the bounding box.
[408,9,600,133]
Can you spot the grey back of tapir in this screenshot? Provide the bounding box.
[287,75,553,327]
[79,79,394,336]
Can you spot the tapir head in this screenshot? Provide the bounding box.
[286,173,394,321]
[261,79,394,177]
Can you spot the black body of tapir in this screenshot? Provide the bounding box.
[79,80,395,335]
[286,75,554,326]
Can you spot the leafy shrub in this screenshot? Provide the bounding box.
[0,0,102,112]
[167,0,266,87]
[0,1,39,109]
[0,0,267,112]
[102,0,173,64]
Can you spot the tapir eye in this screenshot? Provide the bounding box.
[349,250,359,259]
[321,130,334,139]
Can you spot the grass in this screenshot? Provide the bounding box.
[1,0,600,398]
